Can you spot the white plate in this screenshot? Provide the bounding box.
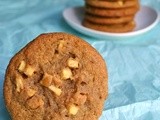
[63,6,159,39]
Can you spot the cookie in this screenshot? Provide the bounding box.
[85,5,139,17]
[82,20,135,33]
[85,13,134,24]
[85,0,139,9]
[3,33,108,120]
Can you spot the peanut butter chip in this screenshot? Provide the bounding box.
[27,96,44,109]
[40,73,53,87]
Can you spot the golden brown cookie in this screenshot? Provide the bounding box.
[85,0,139,9]
[85,5,139,17]
[82,20,135,33]
[3,33,108,120]
[85,13,135,24]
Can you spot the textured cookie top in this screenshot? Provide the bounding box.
[4,33,108,120]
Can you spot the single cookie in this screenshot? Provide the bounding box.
[4,33,108,120]
[85,0,139,9]
[85,5,139,17]
[83,20,135,33]
[85,13,135,24]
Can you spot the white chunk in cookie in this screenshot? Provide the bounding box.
[67,58,79,68]
[27,88,36,97]
[48,85,62,96]
[18,60,26,72]
[15,75,24,92]
[68,104,79,115]
[61,68,73,80]
[118,1,123,6]
[18,61,35,77]
[58,40,65,52]
[40,73,53,87]
[24,64,35,77]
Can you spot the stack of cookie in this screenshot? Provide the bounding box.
[83,0,140,33]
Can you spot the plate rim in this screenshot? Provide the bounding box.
[63,5,160,39]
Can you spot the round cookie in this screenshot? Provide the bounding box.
[3,33,108,120]
[85,0,139,9]
[85,13,135,24]
[83,20,135,33]
[85,5,139,17]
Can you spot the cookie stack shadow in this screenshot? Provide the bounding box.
[83,0,140,33]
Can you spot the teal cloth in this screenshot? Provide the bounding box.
[0,0,160,120]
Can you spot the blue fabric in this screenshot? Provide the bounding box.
[0,0,160,120]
